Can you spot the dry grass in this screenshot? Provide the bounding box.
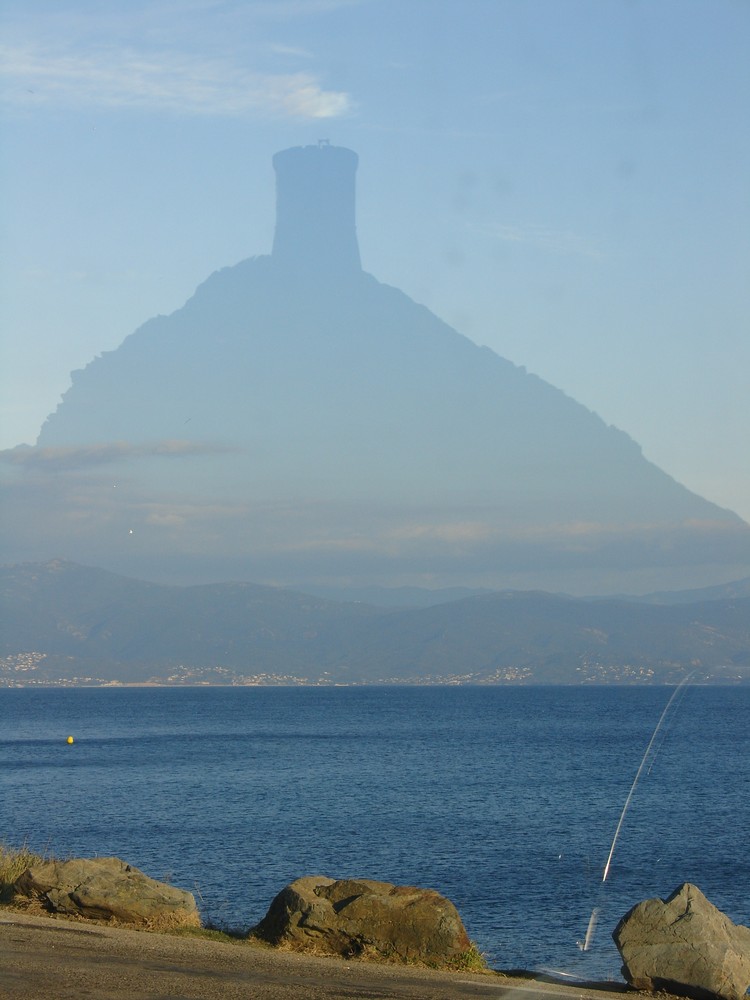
[136,909,202,933]
[0,842,46,902]
[247,932,489,972]
[447,942,488,973]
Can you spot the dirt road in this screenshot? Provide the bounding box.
[0,910,634,1000]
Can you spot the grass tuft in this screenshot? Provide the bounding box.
[448,942,488,972]
[0,842,46,901]
[171,925,247,944]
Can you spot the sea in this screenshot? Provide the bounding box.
[1,684,748,982]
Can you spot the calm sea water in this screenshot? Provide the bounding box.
[1,685,747,980]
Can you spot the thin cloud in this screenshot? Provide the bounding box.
[206,0,362,17]
[474,89,521,106]
[388,521,494,544]
[0,1,364,50]
[0,43,352,119]
[268,43,315,58]
[475,221,603,258]
[0,440,237,472]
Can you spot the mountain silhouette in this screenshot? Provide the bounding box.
[7,142,749,592]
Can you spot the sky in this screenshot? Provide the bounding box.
[1,0,749,528]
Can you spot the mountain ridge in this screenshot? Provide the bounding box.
[2,561,748,686]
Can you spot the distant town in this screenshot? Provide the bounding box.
[2,651,738,687]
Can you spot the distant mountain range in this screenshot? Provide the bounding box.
[289,577,750,608]
[2,561,748,686]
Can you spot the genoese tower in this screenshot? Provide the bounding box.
[271,141,361,274]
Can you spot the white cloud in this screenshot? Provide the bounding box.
[0,43,353,119]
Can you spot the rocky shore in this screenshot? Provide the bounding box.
[2,852,749,1000]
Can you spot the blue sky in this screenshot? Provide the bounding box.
[2,0,749,522]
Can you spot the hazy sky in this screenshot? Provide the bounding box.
[2,0,748,521]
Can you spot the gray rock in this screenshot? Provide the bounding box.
[13,857,200,930]
[613,882,750,1000]
[252,875,480,969]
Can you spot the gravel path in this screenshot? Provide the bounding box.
[0,909,636,1000]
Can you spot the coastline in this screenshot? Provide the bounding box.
[0,908,637,1000]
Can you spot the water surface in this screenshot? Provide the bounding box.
[2,685,747,979]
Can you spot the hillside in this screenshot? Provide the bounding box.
[3,144,748,596]
[2,561,748,686]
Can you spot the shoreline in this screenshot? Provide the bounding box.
[2,680,747,689]
[0,907,638,1000]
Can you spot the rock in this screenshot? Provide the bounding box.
[613,883,750,1000]
[252,875,480,969]
[12,857,200,930]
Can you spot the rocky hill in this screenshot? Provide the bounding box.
[3,143,748,596]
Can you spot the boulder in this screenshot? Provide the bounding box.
[12,857,200,930]
[613,883,750,1000]
[252,875,480,969]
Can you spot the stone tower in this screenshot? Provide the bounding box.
[271,141,361,274]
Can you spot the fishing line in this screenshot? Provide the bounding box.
[578,672,695,952]
[601,672,694,884]
[646,678,691,776]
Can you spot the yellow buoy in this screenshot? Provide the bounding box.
[66,736,74,744]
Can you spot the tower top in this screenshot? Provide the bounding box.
[271,143,361,274]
